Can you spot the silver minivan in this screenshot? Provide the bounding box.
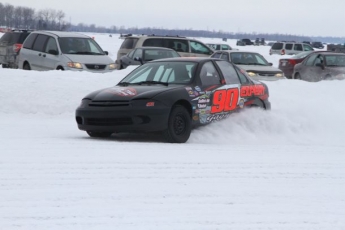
[18,31,116,72]
[116,35,214,69]
[269,42,314,55]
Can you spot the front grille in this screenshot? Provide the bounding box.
[257,73,277,77]
[86,117,133,126]
[89,101,130,107]
[85,64,106,70]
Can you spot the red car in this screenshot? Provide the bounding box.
[278,51,315,79]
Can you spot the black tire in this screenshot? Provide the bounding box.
[324,74,331,80]
[294,73,301,80]
[163,105,191,143]
[2,64,9,68]
[23,62,31,70]
[86,131,112,138]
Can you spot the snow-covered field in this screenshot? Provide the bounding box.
[0,32,344,230]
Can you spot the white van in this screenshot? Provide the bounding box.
[18,31,116,72]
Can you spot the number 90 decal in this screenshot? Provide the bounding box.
[211,88,239,113]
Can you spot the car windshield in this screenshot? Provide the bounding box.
[119,61,196,85]
[143,49,180,61]
[58,37,105,55]
[291,51,313,59]
[230,52,269,65]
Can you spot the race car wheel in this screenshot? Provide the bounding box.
[163,105,191,143]
[86,131,112,138]
[23,62,31,70]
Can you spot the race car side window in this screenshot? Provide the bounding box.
[215,60,240,84]
[200,61,221,85]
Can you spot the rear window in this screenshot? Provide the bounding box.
[271,42,283,49]
[0,32,30,44]
[23,33,38,49]
[120,38,138,49]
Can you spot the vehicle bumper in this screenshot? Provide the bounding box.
[75,104,171,133]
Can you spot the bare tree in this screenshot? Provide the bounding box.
[22,7,35,29]
[14,6,23,28]
[0,3,5,26]
[4,4,14,28]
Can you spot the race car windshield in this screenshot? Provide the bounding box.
[119,61,197,85]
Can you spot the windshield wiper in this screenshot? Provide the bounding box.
[135,81,169,86]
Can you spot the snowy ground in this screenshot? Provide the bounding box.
[0,32,344,230]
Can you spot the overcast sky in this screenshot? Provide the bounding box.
[6,0,345,37]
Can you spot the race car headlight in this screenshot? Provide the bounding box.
[275,73,284,77]
[109,63,116,69]
[247,72,257,77]
[67,62,83,69]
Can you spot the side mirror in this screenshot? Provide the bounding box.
[134,56,143,65]
[48,50,59,55]
[268,62,273,66]
[104,51,109,55]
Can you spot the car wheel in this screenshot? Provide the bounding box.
[2,64,9,68]
[163,105,191,143]
[86,131,112,138]
[294,73,301,80]
[23,62,31,70]
[324,74,331,80]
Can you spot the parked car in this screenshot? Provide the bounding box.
[75,57,271,143]
[116,34,214,69]
[293,52,345,81]
[18,31,115,72]
[254,38,266,46]
[302,41,311,45]
[270,42,314,55]
[206,43,237,51]
[211,50,285,81]
[278,51,315,78]
[0,30,31,68]
[236,38,254,46]
[311,41,324,49]
[119,47,180,69]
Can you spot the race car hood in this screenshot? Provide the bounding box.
[237,65,282,73]
[83,85,183,101]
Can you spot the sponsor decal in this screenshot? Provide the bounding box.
[146,102,155,107]
[211,88,239,113]
[206,113,231,122]
[193,115,199,121]
[240,85,265,97]
[106,87,137,96]
[185,87,192,91]
[198,98,210,103]
[198,104,207,109]
[195,86,201,91]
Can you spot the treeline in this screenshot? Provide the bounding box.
[0,2,69,30]
[1,2,344,44]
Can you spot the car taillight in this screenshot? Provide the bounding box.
[288,59,296,65]
[281,49,285,55]
[13,43,22,53]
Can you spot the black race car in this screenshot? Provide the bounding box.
[75,57,271,143]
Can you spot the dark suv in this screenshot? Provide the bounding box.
[236,38,254,46]
[0,30,31,68]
